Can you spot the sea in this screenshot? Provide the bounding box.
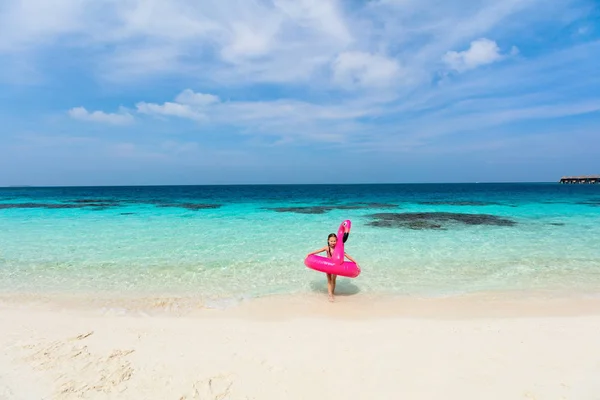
[1,183,599,306]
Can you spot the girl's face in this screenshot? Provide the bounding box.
[328,236,337,248]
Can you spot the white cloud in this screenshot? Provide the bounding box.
[68,106,133,125]
[7,0,599,155]
[332,51,402,89]
[135,89,220,122]
[136,102,206,121]
[79,88,384,144]
[273,0,352,44]
[0,0,576,90]
[0,0,355,85]
[175,89,219,106]
[443,38,509,72]
[220,21,280,62]
[0,0,86,51]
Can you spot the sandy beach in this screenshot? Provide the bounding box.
[1,293,600,400]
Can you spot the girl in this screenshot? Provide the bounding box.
[306,233,359,302]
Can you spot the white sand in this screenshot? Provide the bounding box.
[1,294,600,400]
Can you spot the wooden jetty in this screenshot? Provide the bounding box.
[559,175,600,184]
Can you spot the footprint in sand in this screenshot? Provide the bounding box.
[18,333,135,399]
[184,374,235,400]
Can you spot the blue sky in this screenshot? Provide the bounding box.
[0,0,599,186]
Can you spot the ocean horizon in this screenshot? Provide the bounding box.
[0,181,571,188]
[1,182,599,307]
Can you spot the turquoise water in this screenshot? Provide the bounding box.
[1,184,599,301]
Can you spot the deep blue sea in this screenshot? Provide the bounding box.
[1,183,599,303]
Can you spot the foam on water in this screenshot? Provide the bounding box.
[1,183,599,301]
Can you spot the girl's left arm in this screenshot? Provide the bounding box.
[344,252,358,264]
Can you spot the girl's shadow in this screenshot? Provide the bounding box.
[309,279,361,297]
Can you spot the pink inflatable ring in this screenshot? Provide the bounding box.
[304,220,361,278]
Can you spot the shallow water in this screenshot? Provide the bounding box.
[1,183,599,301]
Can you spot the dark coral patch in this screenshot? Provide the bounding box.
[72,199,118,204]
[180,203,221,210]
[366,212,517,230]
[577,199,600,207]
[0,203,69,209]
[0,201,121,210]
[156,203,222,210]
[268,206,331,214]
[0,199,222,211]
[267,202,398,214]
[84,203,121,208]
[348,202,398,209]
[417,200,500,206]
[1,202,91,209]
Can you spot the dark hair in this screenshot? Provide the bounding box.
[327,233,337,256]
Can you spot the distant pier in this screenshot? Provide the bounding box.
[559,175,599,184]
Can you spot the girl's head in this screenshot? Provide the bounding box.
[327,233,337,248]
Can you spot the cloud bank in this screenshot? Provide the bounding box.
[0,0,598,185]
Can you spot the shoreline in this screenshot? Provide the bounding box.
[2,288,600,320]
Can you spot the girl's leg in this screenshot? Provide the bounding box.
[331,274,337,295]
[326,273,334,302]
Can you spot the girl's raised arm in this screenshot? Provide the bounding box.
[306,246,328,257]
